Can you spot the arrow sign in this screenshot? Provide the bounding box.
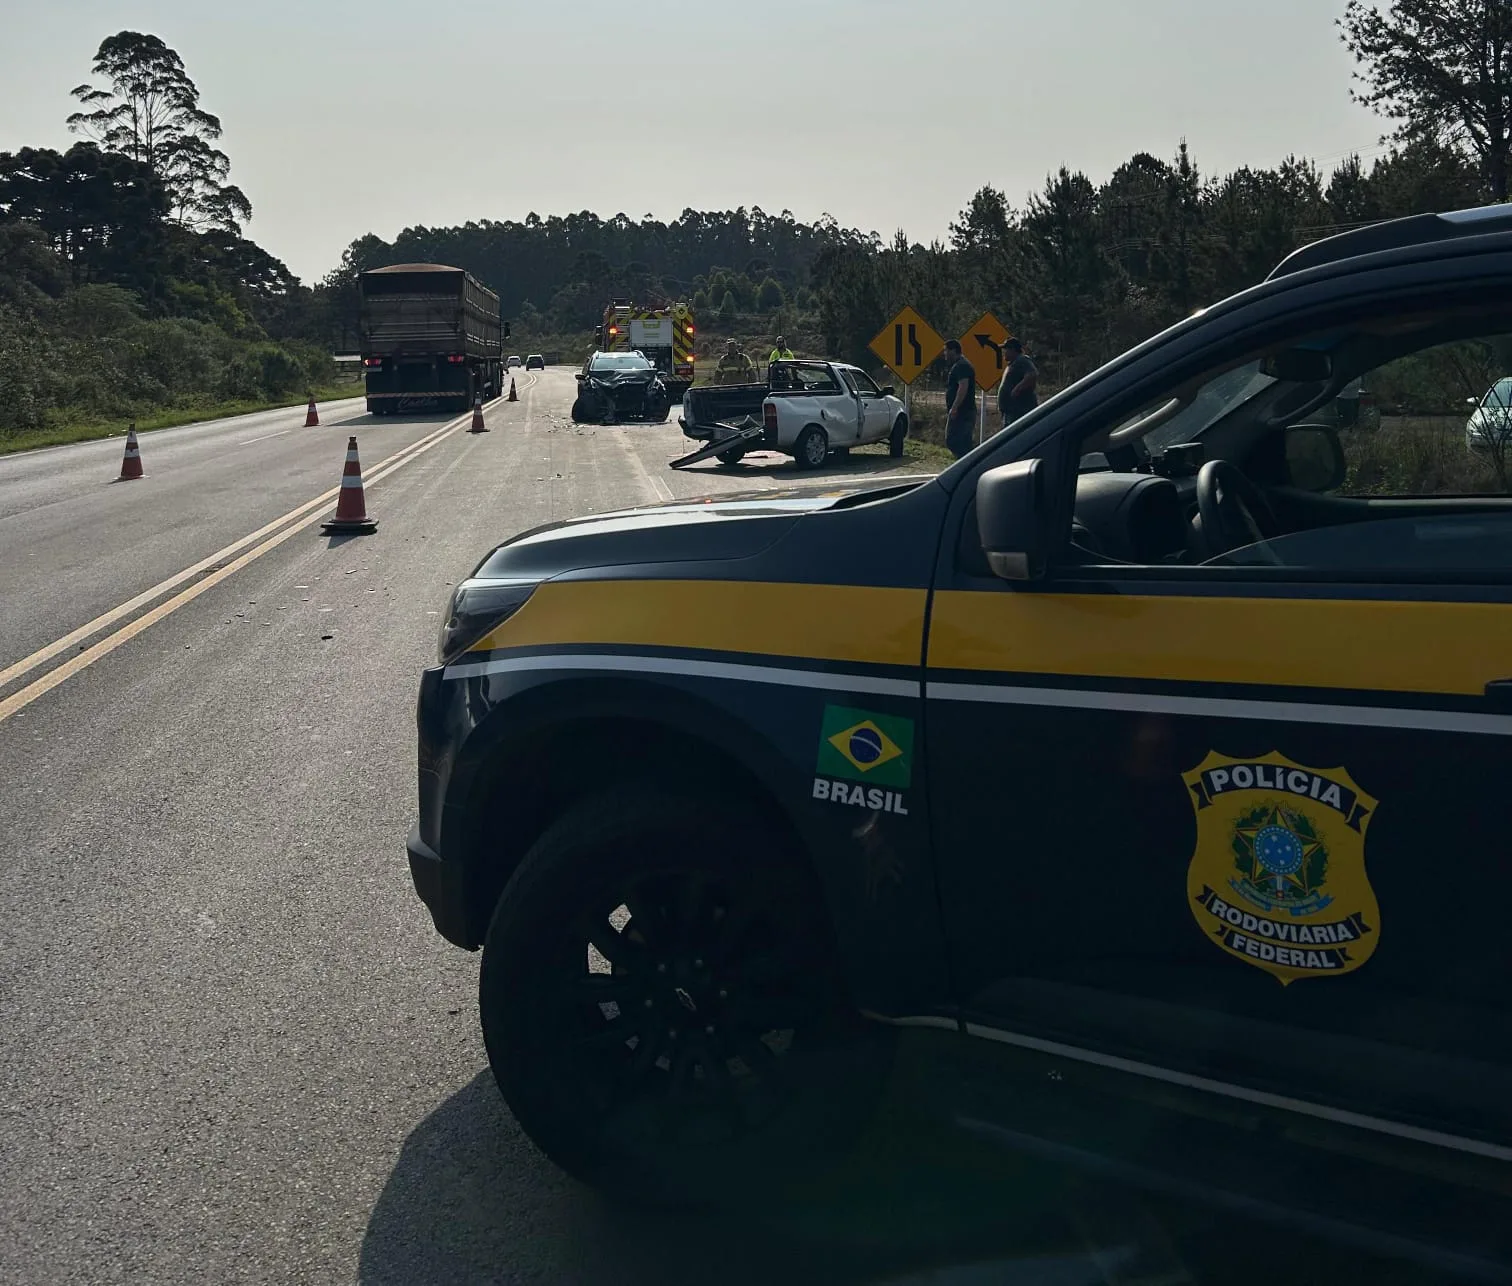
[869,307,944,386]
[960,313,1009,393]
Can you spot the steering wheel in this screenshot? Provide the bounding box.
[1195,460,1280,559]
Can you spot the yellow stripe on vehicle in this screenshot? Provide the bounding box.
[928,590,1512,697]
[469,580,927,669]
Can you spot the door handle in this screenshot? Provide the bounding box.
[1485,680,1512,712]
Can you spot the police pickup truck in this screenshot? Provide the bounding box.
[409,205,1512,1275]
[676,358,909,468]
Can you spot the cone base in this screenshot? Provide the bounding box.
[321,517,378,534]
[468,425,490,433]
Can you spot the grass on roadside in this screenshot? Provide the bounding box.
[0,380,369,456]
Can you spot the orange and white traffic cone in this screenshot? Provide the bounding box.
[469,393,488,433]
[305,394,319,427]
[507,378,518,402]
[117,423,144,481]
[320,436,378,534]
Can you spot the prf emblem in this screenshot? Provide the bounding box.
[1184,751,1380,986]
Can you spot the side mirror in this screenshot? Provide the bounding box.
[574,372,584,381]
[1284,424,1347,493]
[882,386,895,397]
[976,458,1052,581]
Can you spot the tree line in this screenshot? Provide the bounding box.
[0,32,332,438]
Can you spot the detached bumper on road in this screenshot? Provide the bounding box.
[407,821,474,949]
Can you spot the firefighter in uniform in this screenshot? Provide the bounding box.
[714,339,755,385]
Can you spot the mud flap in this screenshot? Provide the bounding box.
[669,419,766,469]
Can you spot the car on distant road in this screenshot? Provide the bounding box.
[408,202,1512,1275]
[525,354,546,370]
[507,355,522,369]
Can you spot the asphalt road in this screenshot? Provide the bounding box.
[0,372,1440,1285]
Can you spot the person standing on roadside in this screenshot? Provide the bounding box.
[998,337,1039,428]
[769,335,796,363]
[943,338,977,459]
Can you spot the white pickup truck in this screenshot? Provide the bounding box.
[675,360,909,469]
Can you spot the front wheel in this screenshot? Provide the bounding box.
[716,448,747,466]
[793,425,828,470]
[478,788,892,1207]
[570,398,591,423]
[889,415,908,458]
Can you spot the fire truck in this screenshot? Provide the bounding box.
[595,299,696,398]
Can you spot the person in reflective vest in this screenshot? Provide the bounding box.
[714,339,755,385]
[769,335,796,363]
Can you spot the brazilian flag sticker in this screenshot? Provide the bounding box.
[816,705,914,788]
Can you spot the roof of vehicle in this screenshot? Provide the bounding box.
[364,263,462,275]
[1268,203,1512,280]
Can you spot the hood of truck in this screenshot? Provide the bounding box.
[472,474,935,580]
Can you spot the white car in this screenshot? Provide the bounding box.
[679,360,908,469]
[1467,377,1512,449]
[506,355,522,369]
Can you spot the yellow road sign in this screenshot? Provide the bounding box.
[869,307,945,385]
[959,313,1009,392]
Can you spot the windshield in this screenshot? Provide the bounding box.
[590,354,652,371]
[1139,360,1278,454]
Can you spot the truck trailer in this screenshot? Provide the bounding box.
[359,264,508,415]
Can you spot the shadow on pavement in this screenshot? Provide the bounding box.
[356,1070,1187,1286]
[360,1060,1445,1286]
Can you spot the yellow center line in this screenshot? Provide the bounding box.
[0,403,490,725]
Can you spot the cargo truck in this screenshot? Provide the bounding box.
[359,264,509,415]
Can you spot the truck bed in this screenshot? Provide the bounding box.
[681,383,768,429]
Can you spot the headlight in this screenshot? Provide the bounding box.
[438,579,538,663]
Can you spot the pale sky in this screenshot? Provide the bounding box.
[3,0,1384,284]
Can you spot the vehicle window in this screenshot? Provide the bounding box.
[590,354,652,371]
[1067,307,1512,579]
[848,369,881,396]
[790,366,840,394]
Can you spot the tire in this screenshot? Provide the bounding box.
[832,446,850,459]
[570,398,591,424]
[478,787,893,1208]
[889,415,908,458]
[716,448,747,466]
[793,425,828,470]
[647,392,671,423]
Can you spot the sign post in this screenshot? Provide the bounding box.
[958,313,1009,445]
[869,307,945,389]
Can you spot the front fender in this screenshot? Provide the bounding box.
[440,667,948,1014]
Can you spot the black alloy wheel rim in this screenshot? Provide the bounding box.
[547,866,824,1151]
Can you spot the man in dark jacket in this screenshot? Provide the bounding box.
[943,339,977,459]
[998,337,1039,427]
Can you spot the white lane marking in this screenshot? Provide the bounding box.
[238,430,290,445]
[958,1020,1512,1164]
[0,404,490,710]
[444,651,917,697]
[926,679,1512,738]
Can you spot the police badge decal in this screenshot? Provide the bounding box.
[1184,751,1380,985]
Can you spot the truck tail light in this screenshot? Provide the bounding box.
[363,357,382,368]
[446,355,466,364]
[763,403,778,434]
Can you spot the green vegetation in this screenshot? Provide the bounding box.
[0,377,364,456]
[0,31,338,449]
